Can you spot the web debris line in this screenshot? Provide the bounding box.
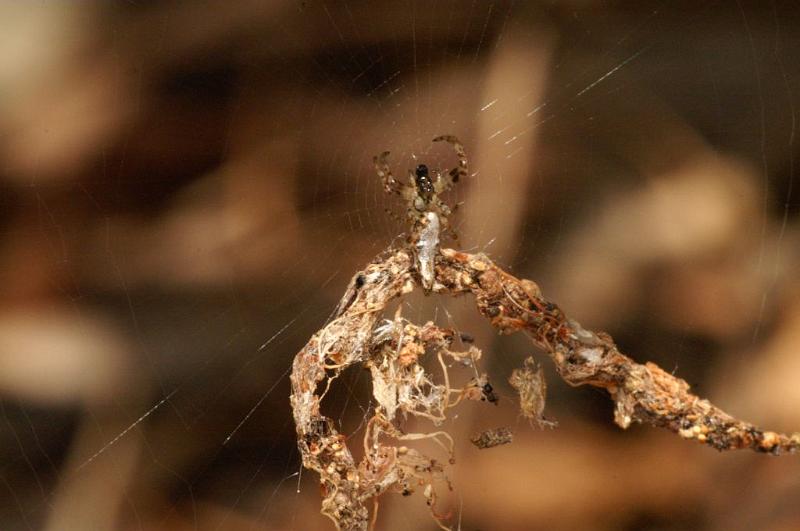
[1,399,47,499]
[260,317,299,351]
[573,46,647,98]
[480,45,648,148]
[771,14,796,287]
[215,418,295,531]
[223,365,292,445]
[736,0,770,281]
[78,389,179,470]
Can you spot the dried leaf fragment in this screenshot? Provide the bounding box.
[509,356,557,429]
[470,427,514,449]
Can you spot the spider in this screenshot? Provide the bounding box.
[374,135,468,238]
[374,135,469,290]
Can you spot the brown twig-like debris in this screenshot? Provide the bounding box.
[290,136,798,530]
[433,247,799,454]
[290,245,799,530]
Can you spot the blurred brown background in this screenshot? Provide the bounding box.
[1,1,799,530]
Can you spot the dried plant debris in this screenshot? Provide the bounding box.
[290,249,497,530]
[460,373,499,405]
[471,427,514,449]
[290,136,799,530]
[509,356,557,429]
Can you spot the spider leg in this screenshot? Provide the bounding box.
[444,201,464,243]
[432,135,469,185]
[446,201,463,230]
[441,216,459,243]
[403,171,421,210]
[374,151,404,195]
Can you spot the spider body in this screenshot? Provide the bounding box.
[414,164,435,202]
[374,135,469,290]
[374,135,468,232]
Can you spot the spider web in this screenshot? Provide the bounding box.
[1,1,800,530]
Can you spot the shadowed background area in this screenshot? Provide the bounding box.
[1,1,800,530]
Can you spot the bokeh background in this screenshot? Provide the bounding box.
[2,1,800,530]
